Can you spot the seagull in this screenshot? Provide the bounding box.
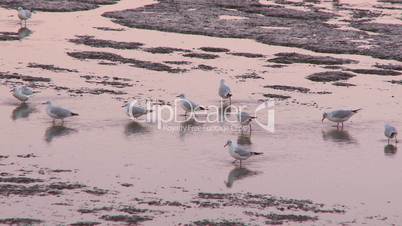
[322,109,361,128]
[238,111,256,131]
[44,101,78,124]
[17,7,32,27]
[176,94,206,116]
[385,124,398,144]
[224,140,262,165]
[123,100,152,119]
[12,85,34,102]
[218,79,232,105]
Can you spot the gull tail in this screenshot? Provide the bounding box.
[251,152,263,155]
[227,93,232,98]
[71,112,79,116]
[352,108,362,113]
[198,106,207,110]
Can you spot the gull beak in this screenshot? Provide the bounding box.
[224,143,228,147]
[41,102,47,105]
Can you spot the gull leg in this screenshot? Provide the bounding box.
[229,97,232,106]
[396,136,398,143]
[388,138,390,144]
[239,160,242,167]
[341,122,344,129]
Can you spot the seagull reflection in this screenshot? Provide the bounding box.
[18,27,32,40]
[218,104,232,123]
[45,125,77,143]
[124,121,148,136]
[384,144,397,156]
[179,118,200,137]
[11,103,35,120]
[237,132,252,145]
[225,166,260,188]
[322,129,357,144]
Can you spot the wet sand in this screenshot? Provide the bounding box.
[1,0,402,225]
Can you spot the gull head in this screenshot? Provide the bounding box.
[42,101,52,105]
[220,79,225,84]
[224,140,232,147]
[322,112,328,123]
[17,7,23,11]
[176,94,185,98]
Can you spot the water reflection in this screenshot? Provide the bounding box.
[322,129,357,144]
[179,118,200,137]
[124,121,148,136]
[11,103,35,120]
[45,125,77,143]
[237,132,252,145]
[218,104,231,123]
[18,27,32,40]
[225,166,260,188]
[384,144,397,156]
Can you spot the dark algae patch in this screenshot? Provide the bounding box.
[192,219,247,226]
[100,215,152,224]
[235,72,263,80]
[144,47,190,54]
[375,63,402,71]
[0,0,120,12]
[244,211,317,225]
[199,47,230,52]
[70,221,101,226]
[69,35,143,49]
[264,85,310,93]
[183,53,220,59]
[268,52,358,65]
[332,82,356,87]
[263,93,291,100]
[0,72,51,82]
[345,68,401,76]
[67,51,186,73]
[0,31,19,41]
[0,218,43,225]
[388,80,402,85]
[28,63,78,73]
[306,71,356,82]
[228,52,265,58]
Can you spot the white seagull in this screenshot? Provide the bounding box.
[385,124,398,144]
[123,100,152,119]
[12,85,34,102]
[322,109,361,128]
[17,7,32,27]
[218,79,232,105]
[176,94,206,116]
[238,111,256,131]
[44,101,79,124]
[224,140,262,165]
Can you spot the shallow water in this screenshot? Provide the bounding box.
[1,0,402,225]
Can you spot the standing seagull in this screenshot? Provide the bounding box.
[238,111,256,132]
[44,101,78,124]
[123,100,152,119]
[12,86,34,102]
[176,94,206,116]
[17,7,31,27]
[385,124,398,144]
[218,79,232,105]
[322,109,361,128]
[224,140,262,165]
